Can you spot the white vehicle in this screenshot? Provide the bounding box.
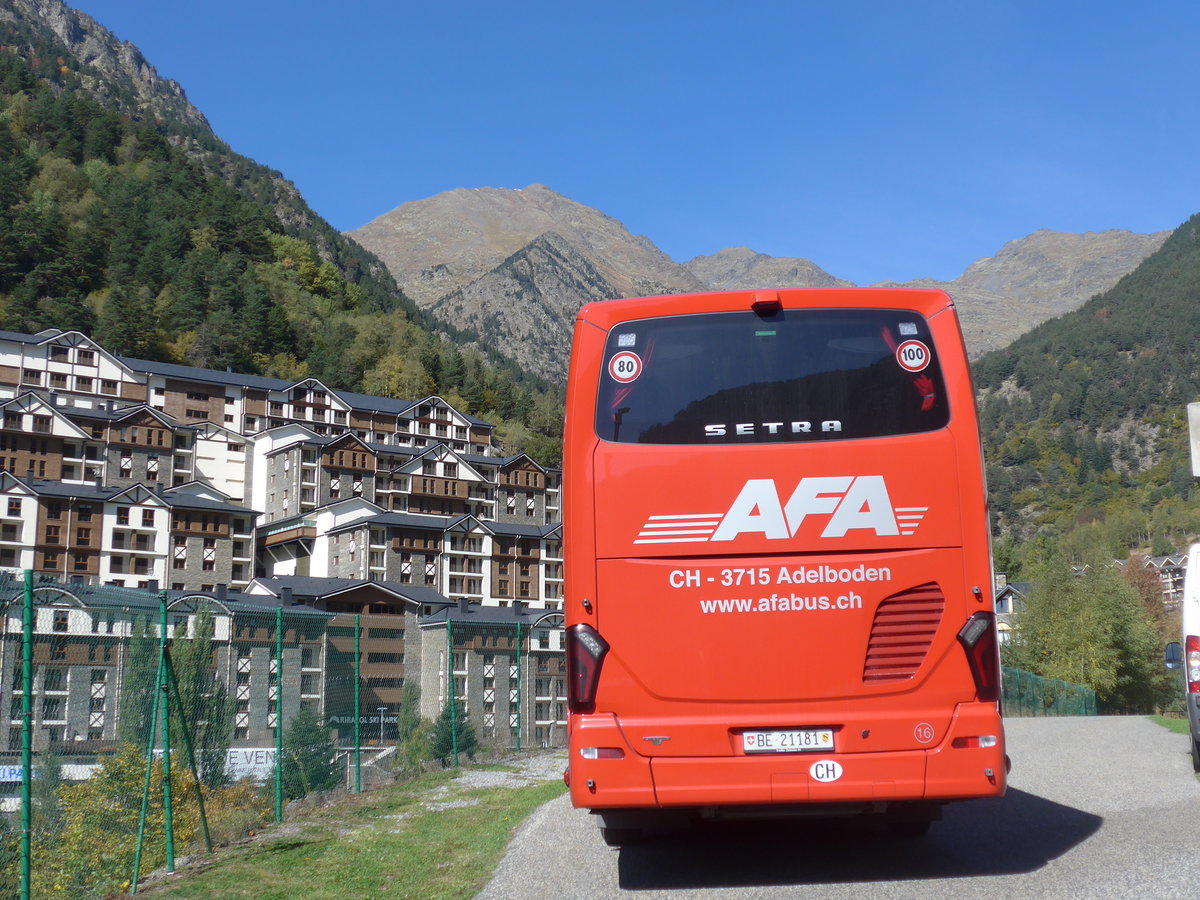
[1168,543,1200,771]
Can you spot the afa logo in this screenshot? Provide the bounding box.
[635,476,928,545]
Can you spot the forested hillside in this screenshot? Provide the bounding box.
[975,213,1200,559]
[0,18,563,462]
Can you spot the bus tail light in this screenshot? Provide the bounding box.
[567,624,610,713]
[957,612,1001,702]
[580,747,625,760]
[1186,635,1200,693]
[951,735,999,749]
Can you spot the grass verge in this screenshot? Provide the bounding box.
[1151,714,1190,735]
[136,761,566,900]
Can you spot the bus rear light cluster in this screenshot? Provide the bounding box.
[567,624,610,713]
[580,747,625,760]
[951,735,999,749]
[957,612,1001,702]
[1186,635,1200,693]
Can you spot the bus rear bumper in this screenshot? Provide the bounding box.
[569,706,1005,810]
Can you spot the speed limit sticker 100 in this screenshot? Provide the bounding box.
[896,340,930,373]
[608,351,643,383]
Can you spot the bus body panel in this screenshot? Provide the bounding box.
[1180,543,1200,763]
[568,701,1005,809]
[594,548,972,709]
[564,288,1005,825]
[590,433,968,559]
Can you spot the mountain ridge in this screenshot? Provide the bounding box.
[349,184,705,310]
[348,184,1170,376]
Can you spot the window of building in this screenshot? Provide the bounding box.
[366,652,404,665]
[41,697,62,721]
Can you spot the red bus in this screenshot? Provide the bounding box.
[563,288,1006,845]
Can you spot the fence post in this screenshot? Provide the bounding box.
[163,653,212,852]
[159,592,175,874]
[19,570,31,900]
[354,613,361,792]
[132,629,166,895]
[276,607,284,822]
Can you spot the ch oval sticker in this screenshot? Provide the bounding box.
[809,759,843,783]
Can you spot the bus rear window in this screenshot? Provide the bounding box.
[595,308,950,444]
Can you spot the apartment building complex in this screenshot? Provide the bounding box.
[0,327,562,601]
[0,327,567,755]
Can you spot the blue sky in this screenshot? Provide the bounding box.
[72,0,1200,286]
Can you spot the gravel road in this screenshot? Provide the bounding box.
[477,717,1200,899]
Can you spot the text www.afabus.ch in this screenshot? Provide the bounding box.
[698,592,863,614]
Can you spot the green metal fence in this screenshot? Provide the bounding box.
[0,573,563,899]
[1001,665,1099,717]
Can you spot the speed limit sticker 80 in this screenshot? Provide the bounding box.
[608,351,643,383]
[896,340,930,372]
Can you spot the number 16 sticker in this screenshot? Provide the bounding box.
[608,351,643,383]
[896,340,930,372]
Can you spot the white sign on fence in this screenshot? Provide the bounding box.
[224,747,277,781]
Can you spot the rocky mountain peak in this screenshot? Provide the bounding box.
[348,184,703,309]
[683,246,852,291]
[4,0,211,132]
[347,182,1171,378]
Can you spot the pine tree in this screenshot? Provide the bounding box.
[117,617,159,750]
[280,706,339,799]
[430,700,477,766]
[169,610,233,788]
[397,680,421,742]
[95,283,158,358]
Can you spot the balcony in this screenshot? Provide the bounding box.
[110,536,156,553]
[262,524,316,548]
[109,560,154,576]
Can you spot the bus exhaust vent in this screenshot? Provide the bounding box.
[862,582,945,683]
